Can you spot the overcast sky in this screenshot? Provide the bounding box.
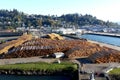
[0,0,120,22]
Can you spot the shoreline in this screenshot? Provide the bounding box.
[88,40,120,51]
[63,34,120,51]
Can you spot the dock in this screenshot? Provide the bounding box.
[86,32,120,38]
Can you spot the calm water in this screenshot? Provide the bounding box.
[0,75,70,80]
[80,34,120,47]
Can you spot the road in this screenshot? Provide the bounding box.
[0,57,56,65]
[76,57,120,80]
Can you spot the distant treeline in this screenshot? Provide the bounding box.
[0,9,119,30]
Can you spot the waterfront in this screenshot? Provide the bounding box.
[1,33,120,80]
[80,34,120,47]
[0,75,70,80]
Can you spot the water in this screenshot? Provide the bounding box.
[80,34,120,47]
[0,75,70,80]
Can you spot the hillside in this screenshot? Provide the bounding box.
[0,9,119,30]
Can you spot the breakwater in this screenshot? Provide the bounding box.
[86,32,120,38]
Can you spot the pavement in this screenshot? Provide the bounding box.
[80,74,106,80]
[77,58,120,80]
[0,57,56,65]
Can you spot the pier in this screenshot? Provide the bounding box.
[86,32,120,38]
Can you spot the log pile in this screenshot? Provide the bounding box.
[3,37,120,63]
[4,39,90,58]
[0,34,32,54]
[88,48,120,63]
[46,33,64,40]
[65,44,102,58]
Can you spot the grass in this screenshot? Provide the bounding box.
[109,68,120,75]
[0,62,78,71]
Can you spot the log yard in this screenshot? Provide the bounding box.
[0,33,120,80]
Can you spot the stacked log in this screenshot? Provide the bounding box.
[65,43,102,58]
[4,38,89,58]
[0,34,32,54]
[88,48,120,63]
[46,33,64,40]
[3,37,120,63]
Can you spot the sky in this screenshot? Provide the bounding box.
[0,0,120,22]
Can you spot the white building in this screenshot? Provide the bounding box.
[16,27,26,32]
[57,28,75,34]
[52,28,86,35]
[75,29,86,35]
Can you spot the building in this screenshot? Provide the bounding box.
[52,28,85,35]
